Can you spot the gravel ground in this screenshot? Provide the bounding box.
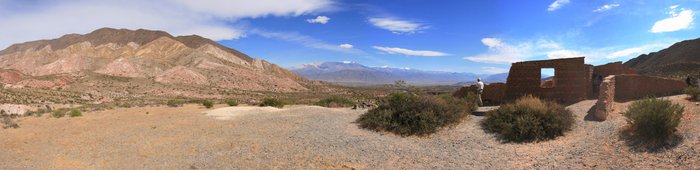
[0,95,698,169]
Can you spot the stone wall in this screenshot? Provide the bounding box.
[614,75,687,101]
[453,83,506,105]
[593,75,615,121]
[504,57,590,104]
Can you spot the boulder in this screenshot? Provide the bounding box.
[0,104,33,116]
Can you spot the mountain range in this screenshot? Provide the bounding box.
[290,61,508,86]
[624,37,700,78]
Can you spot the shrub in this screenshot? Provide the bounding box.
[356,93,473,136]
[226,99,239,106]
[454,92,481,110]
[26,108,48,117]
[167,100,183,107]
[202,100,214,109]
[622,97,684,146]
[1,111,18,129]
[68,109,82,117]
[52,109,67,118]
[481,95,574,143]
[259,98,285,108]
[684,87,700,101]
[316,96,355,108]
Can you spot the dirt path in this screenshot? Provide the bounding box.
[1,96,698,169]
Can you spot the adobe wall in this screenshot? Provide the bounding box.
[593,62,637,78]
[453,83,506,105]
[614,75,687,101]
[593,75,615,121]
[504,57,590,103]
[591,62,637,99]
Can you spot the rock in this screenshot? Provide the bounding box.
[0,104,33,116]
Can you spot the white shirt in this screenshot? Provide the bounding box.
[477,81,484,90]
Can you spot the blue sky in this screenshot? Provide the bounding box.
[0,0,698,74]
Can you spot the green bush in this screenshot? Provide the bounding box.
[684,87,700,101]
[226,99,239,106]
[622,97,684,146]
[68,109,82,117]
[52,109,67,118]
[356,93,473,136]
[316,96,355,108]
[481,95,574,143]
[202,100,214,109]
[167,100,183,107]
[260,98,285,108]
[455,92,481,109]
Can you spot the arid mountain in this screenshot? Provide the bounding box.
[624,38,700,78]
[0,28,317,103]
[290,61,486,86]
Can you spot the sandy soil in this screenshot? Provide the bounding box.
[1,95,699,169]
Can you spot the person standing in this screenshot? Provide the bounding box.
[697,73,700,88]
[476,78,484,106]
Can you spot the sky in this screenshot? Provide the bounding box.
[0,0,698,74]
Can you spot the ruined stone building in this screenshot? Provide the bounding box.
[455,57,687,120]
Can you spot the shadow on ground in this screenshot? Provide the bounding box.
[618,127,684,153]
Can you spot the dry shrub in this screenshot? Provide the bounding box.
[167,100,183,107]
[260,98,285,108]
[202,100,214,109]
[1,111,19,129]
[356,93,473,136]
[52,109,67,118]
[622,97,684,149]
[684,87,700,101]
[316,96,355,108]
[226,99,239,106]
[68,109,82,117]
[481,95,574,143]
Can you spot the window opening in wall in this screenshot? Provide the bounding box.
[541,68,555,88]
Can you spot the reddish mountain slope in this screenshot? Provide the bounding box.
[0,28,310,101]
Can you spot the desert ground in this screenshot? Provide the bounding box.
[0,95,698,169]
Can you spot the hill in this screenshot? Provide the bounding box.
[0,28,327,104]
[624,38,700,78]
[290,61,489,86]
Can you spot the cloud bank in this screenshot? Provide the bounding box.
[0,0,335,49]
[373,46,447,57]
[651,5,694,33]
[368,17,427,34]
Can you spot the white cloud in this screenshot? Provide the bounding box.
[606,43,673,59]
[593,4,620,12]
[307,16,330,24]
[368,17,426,34]
[338,43,353,49]
[481,38,503,47]
[250,29,364,54]
[464,37,674,64]
[548,0,570,11]
[464,38,536,64]
[0,0,334,49]
[170,0,335,19]
[482,67,509,74]
[651,6,694,33]
[546,50,583,59]
[372,46,448,57]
